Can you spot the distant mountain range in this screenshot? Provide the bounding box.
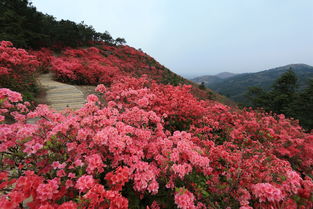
[191,72,237,85]
[191,64,313,104]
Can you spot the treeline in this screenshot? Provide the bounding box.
[246,70,313,131]
[0,0,126,49]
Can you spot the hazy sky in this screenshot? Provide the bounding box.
[31,0,313,77]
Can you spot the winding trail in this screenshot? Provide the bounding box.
[37,73,86,111]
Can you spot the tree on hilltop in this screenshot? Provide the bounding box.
[115,37,126,45]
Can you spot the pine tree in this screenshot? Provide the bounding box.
[269,70,298,115]
[294,79,313,130]
[246,69,298,117]
[199,82,206,90]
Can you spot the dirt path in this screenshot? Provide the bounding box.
[37,73,86,111]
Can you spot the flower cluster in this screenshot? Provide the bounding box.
[251,183,284,202]
[105,167,130,191]
[0,41,39,76]
[0,41,41,97]
[29,48,53,73]
[174,188,196,209]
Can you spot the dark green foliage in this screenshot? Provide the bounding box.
[246,87,269,109]
[246,70,313,131]
[115,37,127,46]
[246,70,297,116]
[0,0,125,49]
[199,82,206,90]
[293,79,313,130]
[122,180,176,209]
[0,73,39,101]
[161,69,186,86]
[268,70,298,115]
[164,115,193,133]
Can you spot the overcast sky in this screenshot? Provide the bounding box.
[31,0,313,77]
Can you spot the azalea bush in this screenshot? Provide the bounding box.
[0,41,41,100]
[1,79,312,208]
[29,49,53,73]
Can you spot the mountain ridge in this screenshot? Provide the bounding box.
[202,64,313,103]
[191,72,236,85]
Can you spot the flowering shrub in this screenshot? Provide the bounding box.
[0,41,41,100]
[1,81,313,208]
[29,48,53,73]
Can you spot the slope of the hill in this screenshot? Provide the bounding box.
[49,43,232,105]
[207,64,313,103]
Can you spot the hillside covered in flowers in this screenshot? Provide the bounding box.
[0,40,313,209]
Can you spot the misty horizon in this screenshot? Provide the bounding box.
[182,63,313,79]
